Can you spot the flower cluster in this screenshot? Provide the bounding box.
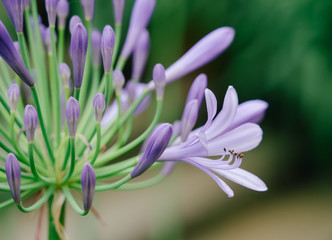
[0,0,267,237]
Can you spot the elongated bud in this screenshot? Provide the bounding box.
[69,16,82,34]
[8,83,20,111]
[71,23,88,88]
[43,27,57,53]
[45,0,58,26]
[93,93,106,123]
[113,69,125,94]
[153,63,166,99]
[132,29,150,81]
[80,0,95,21]
[165,27,235,83]
[81,163,96,211]
[131,123,173,178]
[57,0,69,29]
[2,0,24,32]
[66,97,80,137]
[101,25,115,74]
[0,21,34,87]
[181,100,199,142]
[13,41,21,58]
[24,105,38,142]
[59,63,71,86]
[186,73,207,108]
[5,153,21,203]
[24,0,30,8]
[120,0,155,58]
[112,0,125,25]
[91,29,102,67]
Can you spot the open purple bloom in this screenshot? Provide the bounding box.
[81,163,96,211]
[0,21,34,87]
[181,99,199,142]
[158,86,268,197]
[132,29,150,81]
[5,153,21,203]
[2,0,24,32]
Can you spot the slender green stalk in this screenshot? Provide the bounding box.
[90,123,101,165]
[62,138,76,183]
[48,194,61,240]
[0,59,12,88]
[58,28,65,63]
[62,187,88,216]
[115,56,127,71]
[28,143,53,182]
[113,24,123,67]
[95,157,137,179]
[104,72,113,107]
[0,190,36,209]
[74,88,80,101]
[95,174,132,192]
[17,32,31,70]
[120,173,165,190]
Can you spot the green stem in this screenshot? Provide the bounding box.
[62,187,88,216]
[0,190,36,209]
[112,24,123,67]
[48,194,61,240]
[10,111,29,164]
[62,138,76,183]
[120,173,165,190]
[90,123,101,165]
[28,143,53,182]
[95,174,132,192]
[58,28,65,63]
[104,72,113,107]
[74,88,81,101]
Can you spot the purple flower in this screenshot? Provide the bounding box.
[8,83,20,111]
[185,73,207,108]
[113,69,125,94]
[81,163,96,211]
[24,105,38,143]
[45,0,58,26]
[131,123,173,178]
[180,99,199,142]
[2,0,24,32]
[80,0,95,21]
[120,0,155,58]
[0,21,34,87]
[101,25,115,74]
[57,0,69,29]
[91,29,102,67]
[152,63,166,99]
[93,93,106,123]
[69,16,82,34]
[59,62,71,86]
[112,0,125,25]
[132,29,150,81]
[70,23,88,88]
[66,97,80,137]
[5,153,21,203]
[165,27,235,83]
[158,86,268,197]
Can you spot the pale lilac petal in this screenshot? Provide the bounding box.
[213,168,267,192]
[202,88,217,130]
[207,123,263,155]
[205,86,238,140]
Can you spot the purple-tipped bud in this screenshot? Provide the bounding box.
[120,0,155,58]
[93,93,105,122]
[59,63,71,86]
[132,29,150,81]
[81,162,96,211]
[66,97,80,137]
[165,27,235,83]
[45,0,58,26]
[13,41,21,58]
[70,23,88,88]
[24,0,30,8]
[5,153,21,203]
[113,69,125,94]
[57,0,69,29]
[2,0,24,32]
[8,83,20,111]
[80,0,95,21]
[152,63,166,99]
[24,105,38,142]
[181,100,199,142]
[42,27,56,53]
[131,123,173,178]
[112,0,125,25]
[69,16,82,34]
[185,73,207,108]
[101,25,115,74]
[91,29,102,67]
[0,21,34,87]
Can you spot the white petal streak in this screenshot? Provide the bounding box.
[203,88,217,130]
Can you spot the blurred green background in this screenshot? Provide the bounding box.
[1,0,332,239]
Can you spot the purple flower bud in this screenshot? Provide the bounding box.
[13,41,21,58]
[101,25,115,73]
[70,23,88,88]
[2,0,24,32]
[45,0,58,26]
[91,29,102,67]
[120,0,155,58]
[112,0,125,25]
[0,21,34,87]
[24,105,38,142]
[80,0,95,21]
[8,83,20,111]
[185,73,207,108]
[152,63,166,99]
[165,27,235,83]
[59,62,71,86]
[24,0,30,8]
[181,99,198,142]
[113,69,125,94]
[42,27,52,53]
[5,153,21,203]
[131,123,173,178]
[93,93,105,122]
[69,16,82,34]
[81,162,96,211]
[66,97,80,137]
[57,0,69,29]
[132,29,150,80]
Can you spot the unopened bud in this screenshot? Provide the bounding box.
[93,93,105,123]
[24,105,38,142]
[81,162,96,211]
[8,83,20,111]
[5,153,21,203]
[66,97,80,137]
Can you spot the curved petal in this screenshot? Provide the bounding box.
[214,168,267,192]
[202,88,217,130]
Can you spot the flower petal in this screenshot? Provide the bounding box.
[202,88,217,130]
